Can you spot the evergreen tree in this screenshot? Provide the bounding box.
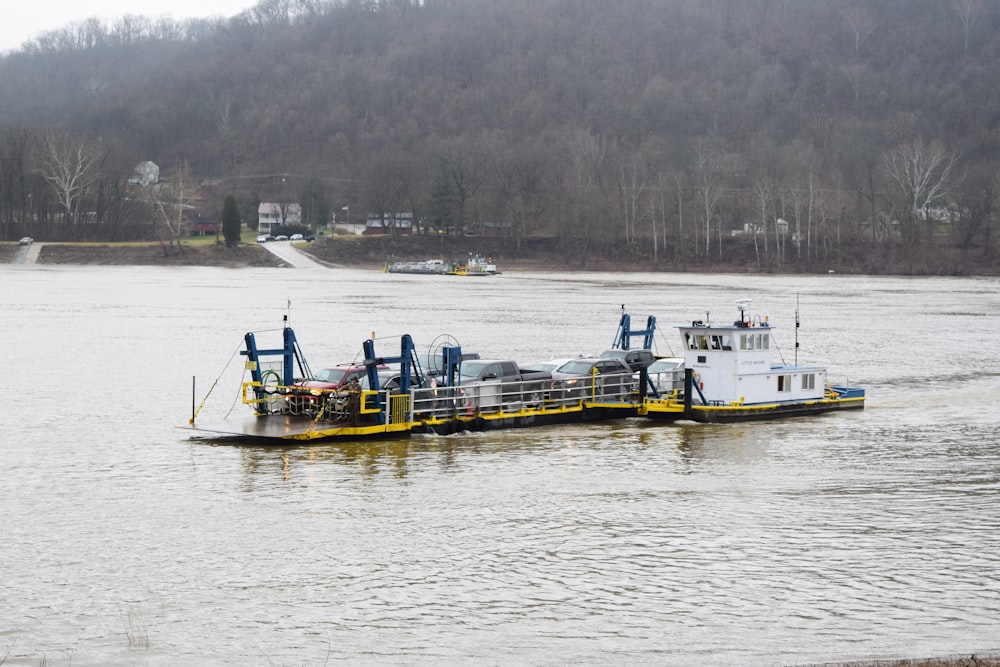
[221,195,241,247]
[427,160,457,234]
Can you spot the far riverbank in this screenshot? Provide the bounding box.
[4,234,998,275]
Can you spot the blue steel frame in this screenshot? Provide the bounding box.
[241,317,312,405]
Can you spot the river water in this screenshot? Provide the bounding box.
[2,264,998,666]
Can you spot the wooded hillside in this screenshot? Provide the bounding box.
[1,0,998,273]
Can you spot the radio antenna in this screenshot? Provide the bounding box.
[794,294,800,365]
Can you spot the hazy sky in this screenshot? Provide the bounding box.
[0,0,259,53]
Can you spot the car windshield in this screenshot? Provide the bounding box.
[420,353,441,373]
[556,360,595,375]
[314,368,348,384]
[649,359,683,372]
[524,360,562,372]
[459,361,490,378]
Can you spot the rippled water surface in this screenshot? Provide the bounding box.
[2,265,999,666]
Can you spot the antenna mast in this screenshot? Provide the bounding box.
[794,294,800,365]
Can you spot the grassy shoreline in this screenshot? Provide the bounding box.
[5,233,999,276]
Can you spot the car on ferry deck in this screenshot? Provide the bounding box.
[550,357,633,401]
[289,363,387,414]
[419,350,480,384]
[519,358,578,375]
[302,365,379,391]
[360,369,407,392]
[646,357,686,394]
[598,347,655,371]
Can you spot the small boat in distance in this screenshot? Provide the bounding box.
[445,254,498,276]
[386,254,498,275]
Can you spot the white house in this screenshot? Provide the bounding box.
[364,211,413,235]
[258,202,302,234]
[130,161,159,186]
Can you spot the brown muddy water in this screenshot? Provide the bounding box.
[2,265,998,666]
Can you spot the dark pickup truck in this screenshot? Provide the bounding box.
[458,359,552,408]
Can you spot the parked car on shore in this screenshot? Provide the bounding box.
[19,236,33,245]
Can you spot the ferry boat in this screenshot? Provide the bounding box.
[640,301,865,423]
[181,305,864,444]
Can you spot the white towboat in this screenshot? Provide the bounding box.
[641,300,865,423]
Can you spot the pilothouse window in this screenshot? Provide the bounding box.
[740,333,767,350]
[686,334,709,350]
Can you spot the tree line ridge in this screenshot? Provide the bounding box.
[1,0,998,273]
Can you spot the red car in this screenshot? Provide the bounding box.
[288,365,385,416]
[301,365,371,390]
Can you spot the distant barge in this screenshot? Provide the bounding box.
[386,254,498,276]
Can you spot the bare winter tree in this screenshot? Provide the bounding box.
[439,140,485,236]
[950,167,996,254]
[842,6,876,56]
[694,141,723,258]
[840,63,870,112]
[883,138,959,244]
[951,0,983,54]
[566,127,613,255]
[37,132,98,229]
[491,146,546,252]
[145,162,200,255]
[750,180,776,268]
[0,126,37,238]
[616,147,649,248]
[365,152,413,238]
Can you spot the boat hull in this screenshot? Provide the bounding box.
[183,401,640,443]
[642,395,865,424]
